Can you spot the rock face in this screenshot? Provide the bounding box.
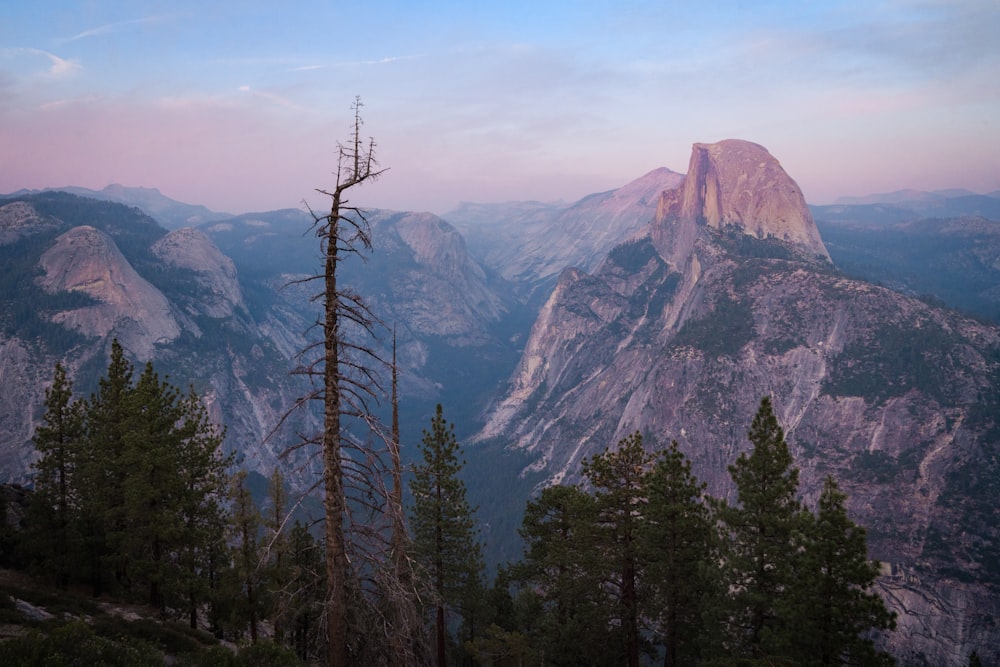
[0,201,61,244]
[451,168,684,291]
[476,141,1000,664]
[654,140,830,266]
[152,227,245,319]
[0,193,319,485]
[375,210,508,343]
[38,225,181,359]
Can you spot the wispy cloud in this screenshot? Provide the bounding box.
[238,85,309,112]
[59,15,172,43]
[289,54,418,71]
[2,47,81,76]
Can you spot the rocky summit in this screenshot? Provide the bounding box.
[653,139,830,268]
[476,140,1000,664]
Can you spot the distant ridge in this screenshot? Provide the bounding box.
[2,184,231,230]
[834,188,989,205]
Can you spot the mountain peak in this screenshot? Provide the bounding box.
[653,139,830,264]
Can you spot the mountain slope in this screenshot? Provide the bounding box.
[449,167,684,294]
[0,192,318,484]
[474,140,1000,664]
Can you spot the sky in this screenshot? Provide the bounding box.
[1,0,998,216]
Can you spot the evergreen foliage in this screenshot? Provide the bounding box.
[581,431,655,667]
[644,440,720,666]
[714,395,804,659]
[513,484,610,665]
[784,476,896,665]
[24,342,232,617]
[226,471,266,643]
[410,403,484,666]
[25,362,84,588]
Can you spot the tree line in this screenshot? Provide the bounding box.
[6,348,900,665]
[419,396,899,667]
[7,342,327,650]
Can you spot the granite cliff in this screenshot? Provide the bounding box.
[38,225,182,359]
[476,140,1000,665]
[0,194,317,482]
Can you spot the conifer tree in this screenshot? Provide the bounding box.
[78,339,135,595]
[27,362,84,588]
[514,484,609,666]
[263,466,292,645]
[410,403,482,666]
[228,470,265,643]
[715,396,804,659]
[644,440,718,667]
[582,432,655,667]
[173,386,231,628]
[785,476,896,665]
[287,520,325,662]
[122,361,190,608]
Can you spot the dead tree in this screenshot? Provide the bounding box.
[280,97,426,667]
[302,96,387,667]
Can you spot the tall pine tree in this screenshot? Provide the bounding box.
[409,403,482,666]
[78,339,135,595]
[27,362,85,588]
[514,484,611,666]
[785,476,896,665]
[582,432,655,667]
[644,440,719,667]
[715,396,804,659]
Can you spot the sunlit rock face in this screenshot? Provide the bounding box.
[653,139,830,268]
[37,225,180,358]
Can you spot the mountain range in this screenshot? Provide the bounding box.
[3,142,1000,665]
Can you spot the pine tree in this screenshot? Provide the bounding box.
[514,484,610,666]
[410,403,482,666]
[287,520,325,662]
[27,362,85,588]
[785,476,896,665]
[715,396,804,659]
[228,471,265,643]
[644,440,718,667]
[121,361,187,609]
[78,339,135,595]
[172,386,231,628]
[582,431,655,667]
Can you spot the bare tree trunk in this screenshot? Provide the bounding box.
[390,331,406,570]
[324,195,349,667]
[388,331,411,667]
[435,477,447,666]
